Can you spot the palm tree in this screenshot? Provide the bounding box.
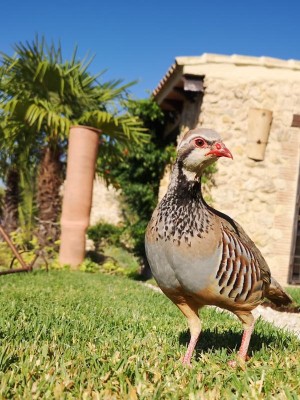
[0,119,35,235]
[1,167,19,233]
[0,37,146,246]
[0,111,41,246]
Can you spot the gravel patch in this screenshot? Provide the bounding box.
[252,305,300,339]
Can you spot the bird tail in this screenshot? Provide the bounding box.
[265,277,293,306]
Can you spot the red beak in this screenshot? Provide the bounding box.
[206,142,233,159]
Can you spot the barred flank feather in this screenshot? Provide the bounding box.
[266,277,293,306]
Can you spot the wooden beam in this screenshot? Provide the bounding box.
[183,74,204,92]
[0,225,30,270]
[0,225,38,275]
[180,91,204,132]
[173,87,200,102]
[292,114,300,128]
[0,267,31,276]
[173,87,188,101]
[161,99,183,112]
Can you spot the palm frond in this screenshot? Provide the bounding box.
[24,100,70,137]
[0,36,149,177]
[79,110,148,147]
[33,60,49,82]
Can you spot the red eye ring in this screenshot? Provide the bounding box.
[194,138,206,148]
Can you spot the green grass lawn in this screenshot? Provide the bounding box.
[0,272,299,399]
[286,287,300,305]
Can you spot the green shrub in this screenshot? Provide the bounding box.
[97,99,175,262]
[87,221,124,248]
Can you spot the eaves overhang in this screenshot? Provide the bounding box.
[153,53,300,111]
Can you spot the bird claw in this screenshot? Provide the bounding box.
[181,356,193,368]
[228,356,247,369]
[228,359,238,368]
[182,361,193,368]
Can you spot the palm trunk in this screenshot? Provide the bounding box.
[2,167,19,233]
[36,147,63,247]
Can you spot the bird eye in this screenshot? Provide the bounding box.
[194,138,205,147]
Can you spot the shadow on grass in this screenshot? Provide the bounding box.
[128,272,149,282]
[179,328,284,359]
[85,251,107,264]
[0,345,19,372]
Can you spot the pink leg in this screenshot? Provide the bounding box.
[238,322,254,360]
[182,334,200,365]
[229,321,255,367]
[174,303,201,366]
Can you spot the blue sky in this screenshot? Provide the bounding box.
[1,0,300,99]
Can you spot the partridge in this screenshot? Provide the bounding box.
[145,128,292,366]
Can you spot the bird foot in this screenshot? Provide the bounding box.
[181,356,193,368]
[228,355,249,369]
[228,359,238,368]
[182,361,192,368]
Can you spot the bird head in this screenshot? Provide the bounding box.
[177,128,233,176]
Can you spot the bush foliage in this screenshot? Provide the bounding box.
[96,99,175,261]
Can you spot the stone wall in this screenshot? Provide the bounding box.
[89,59,300,285]
[90,177,123,226]
[198,77,300,285]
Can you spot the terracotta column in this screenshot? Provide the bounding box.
[59,125,101,268]
[247,108,273,161]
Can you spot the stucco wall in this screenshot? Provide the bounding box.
[198,77,300,285]
[90,177,123,226]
